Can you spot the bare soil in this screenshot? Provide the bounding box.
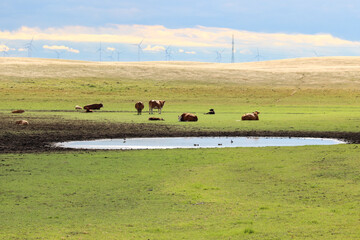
[1,113,359,153]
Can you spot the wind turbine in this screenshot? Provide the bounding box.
[96,42,105,61]
[55,50,62,59]
[134,39,144,61]
[255,48,262,61]
[165,45,172,61]
[215,49,224,63]
[24,37,36,57]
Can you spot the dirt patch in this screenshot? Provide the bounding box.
[1,113,359,153]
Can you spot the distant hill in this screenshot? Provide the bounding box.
[1,57,360,88]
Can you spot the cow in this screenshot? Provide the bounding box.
[75,105,82,110]
[149,117,164,121]
[241,111,260,120]
[178,113,198,122]
[205,109,215,114]
[84,103,103,112]
[15,120,29,125]
[149,100,165,114]
[12,110,25,114]
[135,101,145,115]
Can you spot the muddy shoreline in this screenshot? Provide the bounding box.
[1,114,359,153]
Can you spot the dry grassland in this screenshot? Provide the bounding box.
[1,57,360,88]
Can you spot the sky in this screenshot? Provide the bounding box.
[1,0,360,62]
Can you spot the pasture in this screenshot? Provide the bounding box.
[1,57,360,239]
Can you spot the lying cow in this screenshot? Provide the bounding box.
[241,111,260,120]
[149,117,164,121]
[12,110,25,114]
[178,113,198,122]
[15,120,29,125]
[84,103,103,112]
[135,101,145,115]
[149,100,165,114]
[205,109,215,114]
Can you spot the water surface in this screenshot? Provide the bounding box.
[55,136,344,150]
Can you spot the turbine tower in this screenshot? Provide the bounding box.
[96,42,104,62]
[216,49,224,63]
[165,45,172,61]
[116,50,123,61]
[255,48,262,61]
[231,34,235,63]
[24,37,35,57]
[134,39,144,61]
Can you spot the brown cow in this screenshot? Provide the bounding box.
[84,103,103,112]
[149,100,165,114]
[178,113,198,122]
[241,111,260,120]
[15,120,29,125]
[135,101,145,115]
[12,110,25,114]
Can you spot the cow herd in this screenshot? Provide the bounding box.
[72,100,260,122]
[11,100,260,126]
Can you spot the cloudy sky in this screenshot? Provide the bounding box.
[1,0,360,62]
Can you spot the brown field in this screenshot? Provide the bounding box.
[1,56,360,88]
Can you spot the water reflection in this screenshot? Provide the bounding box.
[55,136,345,150]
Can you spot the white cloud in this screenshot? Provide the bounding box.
[143,45,165,52]
[43,45,79,53]
[17,48,26,52]
[179,49,196,54]
[185,51,196,54]
[1,25,359,50]
[1,24,360,61]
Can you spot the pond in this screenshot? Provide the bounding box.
[54,136,345,150]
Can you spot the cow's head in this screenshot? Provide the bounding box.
[254,111,260,115]
[178,115,182,122]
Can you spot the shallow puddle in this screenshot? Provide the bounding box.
[55,136,345,150]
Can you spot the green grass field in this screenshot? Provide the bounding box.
[1,57,360,239]
[2,146,360,239]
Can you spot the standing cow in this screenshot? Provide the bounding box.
[149,100,165,114]
[135,101,145,115]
